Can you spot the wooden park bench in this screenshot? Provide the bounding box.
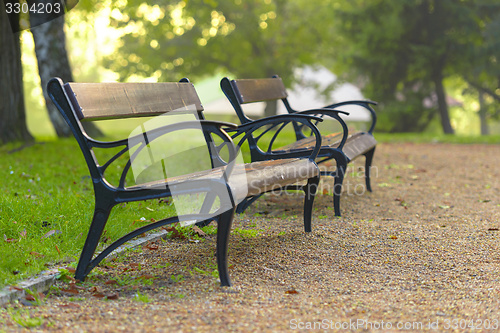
[47,77,324,286]
[221,76,377,217]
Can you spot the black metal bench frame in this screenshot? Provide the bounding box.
[47,77,323,286]
[221,76,378,217]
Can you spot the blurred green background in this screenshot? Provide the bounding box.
[16,0,500,140]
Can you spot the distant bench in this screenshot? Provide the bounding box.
[221,76,377,216]
[47,77,324,286]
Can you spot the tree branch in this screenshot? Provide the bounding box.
[466,80,500,103]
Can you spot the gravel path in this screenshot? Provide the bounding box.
[1,143,499,332]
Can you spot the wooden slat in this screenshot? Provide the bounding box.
[279,132,344,151]
[235,158,318,198]
[232,78,288,104]
[65,82,204,120]
[342,133,377,161]
[277,132,377,161]
[128,158,319,200]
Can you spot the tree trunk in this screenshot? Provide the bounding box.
[264,100,278,117]
[29,4,103,137]
[433,72,454,134]
[478,92,489,135]
[0,10,33,144]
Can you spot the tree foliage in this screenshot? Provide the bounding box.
[460,2,500,133]
[326,0,500,133]
[105,0,324,85]
[73,0,499,133]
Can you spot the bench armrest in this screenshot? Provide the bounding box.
[228,114,323,161]
[231,114,324,131]
[294,109,350,151]
[322,100,377,134]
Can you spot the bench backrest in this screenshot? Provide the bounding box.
[221,76,304,160]
[47,77,207,182]
[64,81,204,121]
[229,78,288,104]
[221,77,288,124]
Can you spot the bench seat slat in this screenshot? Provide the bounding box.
[341,133,377,161]
[278,132,377,161]
[127,158,319,199]
[66,82,203,120]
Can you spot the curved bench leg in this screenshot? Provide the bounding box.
[216,208,235,287]
[333,157,348,217]
[235,194,263,214]
[75,202,113,281]
[364,147,376,192]
[303,176,320,232]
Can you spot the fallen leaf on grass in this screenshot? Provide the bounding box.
[61,283,84,294]
[10,285,23,291]
[61,288,79,295]
[69,283,85,290]
[192,226,207,237]
[105,293,119,300]
[166,226,186,240]
[60,302,80,308]
[105,279,118,285]
[92,292,105,298]
[3,234,17,243]
[89,286,102,293]
[144,242,159,250]
[26,292,44,302]
[30,251,44,257]
[59,274,76,282]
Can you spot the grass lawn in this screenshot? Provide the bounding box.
[0,139,179,287]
